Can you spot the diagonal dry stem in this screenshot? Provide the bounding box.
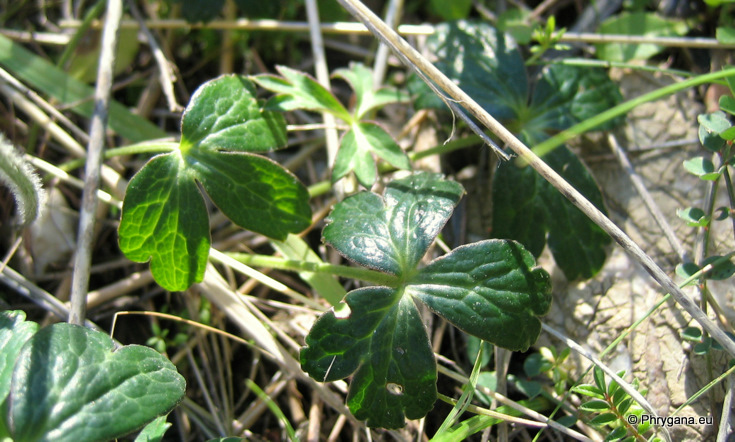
[335,0,735,359]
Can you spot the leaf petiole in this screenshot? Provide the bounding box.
[227,252,401,287]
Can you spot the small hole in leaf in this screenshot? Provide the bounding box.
[386,382,403,395]
[334,302,351,319]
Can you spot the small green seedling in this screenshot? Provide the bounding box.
[0,310,185,441]
[254,63,411,187]
[300,172,552,428]
[573,367,658,441]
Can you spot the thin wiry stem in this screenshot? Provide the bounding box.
[69,0,122,326]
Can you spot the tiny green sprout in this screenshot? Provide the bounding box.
[573,367,657,441]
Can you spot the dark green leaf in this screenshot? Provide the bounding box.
[556,415,578,427]
[175,0,225,23]
[232,0,280,18]
[699,111,730,151]
[617,397,633,416]
[411,21,527,120]
[323,172,464,276]
[606,426,629,441]
[525,64,624,137]
[596,12,688,62]
[523,353,547,377]
[253,66,351,121]
[118,153,210,291]
[0,311,38,405]
[593,367,606,393]
[300,287,437,429]
[701,255,735,280]
[134,416,171,442]
[509,375,542,398]
[694,339,711,354]
[676,207,709,227]
[428,0,472,20]
[572,384,605,399]
[493,146,611,280]
[720,95,735,116]
[579,399,611,411]
[681,326,703,342]
[333,122,411,187]
[9,323,185,442]
[333,63,408,120]
[676,262,700,280]
[180,75,287,153]
[119,75,311,291]
[589,412,618,425]
[407,239,552,351]
[683,157,720,180]
[465,336,493,368]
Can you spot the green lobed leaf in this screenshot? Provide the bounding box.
[323,172,464,276]
[300,287,437,429]
[253,66,351,121]
[407,239,551,351]
[596,12,689,62]
[333,62,408,120]
[119,153,210,292]
[524,64,624,137]
[410,21,527,119]
[8,323,185,442]
[119,75,311,291]
[333,122,411,187]
[180,75,287,153]
[493,146,611,280]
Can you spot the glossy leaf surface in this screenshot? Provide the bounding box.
[323,173,464,276]
[407,240,551,351]
[409,22,618,279]
[303,173,551,428]
[301,287,437,429]
[119,75,311,291]
[493,146,611,280]
[0,311,37,406]
[8,323,185,442]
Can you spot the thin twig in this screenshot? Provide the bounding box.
[124,0,182,112]
[58,19,735,49]
[335,0,735,360]
[607,133,690,263]
[541,322,673,442]
[69,0,123,326]
[371,0,402,88]
[716,375,734,442]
